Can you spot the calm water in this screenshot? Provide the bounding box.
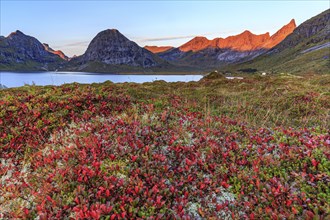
[0,72,203,88]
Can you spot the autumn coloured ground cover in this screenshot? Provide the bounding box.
[0,74,329,219]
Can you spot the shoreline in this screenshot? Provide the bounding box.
[0,71,204,75]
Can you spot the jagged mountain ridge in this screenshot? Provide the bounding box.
[156,19,296,67]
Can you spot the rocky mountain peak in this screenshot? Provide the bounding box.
[10,30,24,35]
[179,36,211,52]
[7,30,27,39]
[289,19,296,27]
[81,29,161,67]
[240,30,252,36]
[263,19,296,48]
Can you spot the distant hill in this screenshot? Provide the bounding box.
[0,31,66,71]
[144,46,173,53]
[236,9,330,74]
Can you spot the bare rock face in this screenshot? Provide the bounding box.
[144,46,173,53]
[81,29,161,67]
[43,43,69,61]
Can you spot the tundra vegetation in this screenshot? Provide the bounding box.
[0,74,329,219]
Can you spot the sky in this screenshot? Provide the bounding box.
[1,1,329,57]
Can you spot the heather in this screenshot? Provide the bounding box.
[0,74,329,219]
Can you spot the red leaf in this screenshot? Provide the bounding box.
[221,181,229,188]
[216,204,222,212]
[256,179,260,189]
[121,212,126,218]
[311,159,318,167]
[144,145,149,153]
[305,210,314,218]
[134,186,139,194]
[24,208,29,215]
[198,208,205,217]
[292,207,298,214]
[286,200,292,207]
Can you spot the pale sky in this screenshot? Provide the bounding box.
[1,1,328,57]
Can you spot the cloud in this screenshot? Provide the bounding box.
[54,41,90,49]
[136,35,198,43]
[133,31,238,44]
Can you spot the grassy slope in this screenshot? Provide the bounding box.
[233,41,329,74]
[0,75,329,218]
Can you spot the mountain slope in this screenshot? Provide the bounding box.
[43,43,69,61]
[0,31,66,71]
[237,9,330,74]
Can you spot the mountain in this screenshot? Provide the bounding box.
[0,30,66,71]
[144,46,173,53]
[156,19,296,67]
[65,29,169,72]
[43,43,69,61]
[236,9,330,74]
